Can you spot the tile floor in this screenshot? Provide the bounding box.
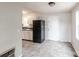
[22,40,77,57]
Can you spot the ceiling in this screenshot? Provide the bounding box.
[24,2,78,14]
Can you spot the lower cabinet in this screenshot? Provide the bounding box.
[22,30,32,40]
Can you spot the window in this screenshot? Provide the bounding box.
[76,11,79,39]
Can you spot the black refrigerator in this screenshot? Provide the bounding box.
[33,20,45,43]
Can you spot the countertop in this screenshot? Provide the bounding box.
[22,27,33,31]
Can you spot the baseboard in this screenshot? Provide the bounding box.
[73,47,79,56]
[71,43,79,57]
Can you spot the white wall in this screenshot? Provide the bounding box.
[0,3,22,57]
[71,3,79,56]
[37,13,72,42]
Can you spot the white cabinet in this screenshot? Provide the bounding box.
[22,30,32,40]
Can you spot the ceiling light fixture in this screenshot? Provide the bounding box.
[48,2,55,7]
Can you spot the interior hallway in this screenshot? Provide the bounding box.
[22,40,78,57]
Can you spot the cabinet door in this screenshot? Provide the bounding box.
[22,31,32,40]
